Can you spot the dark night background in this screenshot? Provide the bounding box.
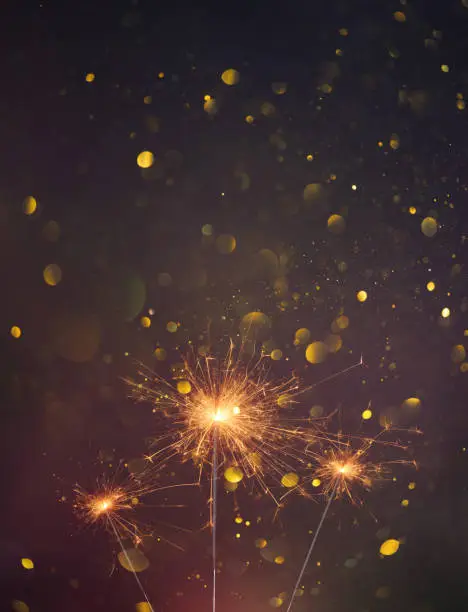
[1,0,468,610]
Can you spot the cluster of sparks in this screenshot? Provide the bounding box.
[74,345,416,612]
[126,345,312,504]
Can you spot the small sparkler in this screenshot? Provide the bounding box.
[285,431,414,612]
[75,480,154,611]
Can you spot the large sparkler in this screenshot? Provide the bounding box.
[127,343,312,612]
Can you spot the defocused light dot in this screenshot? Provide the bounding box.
[294,328,311,345]
[305,341,328,364]
[303,183,322,201]
[362,409,372,420]
[408,206,417,214]
[312,478,321,487]
[136,603,153,612]
[271,82,287,95]
[234,516,243,524]
[21,558,34,570]
[451,345,466,363]
[10,325,22,339]
[11,601,29,612]
[85,72,95,82]
[339,27,348,36]
[154,347,166,361]
[270,349,283,361]
[309,405,324,418]
[426,281,436,292]
[351,183,357,190]
[216,234,236,254]
[335,315,349,330]
[394,11,406,22]
[140,316,151,328]
[202,224,213,236]
[401,499,409,507]
[23,196,37,215]
[245,115,254,124]
[281,472,299,488]
[43,263,62,286]
[274,556,285,565]
[166,321,178,333]
[137,151,154,169]
[221,69,240,86]
[357,290,368,303]
[143,95,152,104]
[225,466,243,483]
[421,216,438,237]
[327,214,346,235]
[158,272,172,287]
[380,538,400,556]
[441,307,450,318]
[255,538,268,549]
[177,380,191,395]
[269,596,283,608]
[408,481,416,490]
[441,64,449,73]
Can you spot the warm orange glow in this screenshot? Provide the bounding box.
[127,345,305,501]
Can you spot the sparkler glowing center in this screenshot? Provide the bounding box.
[210,405,240,424]
[95,498,113,514]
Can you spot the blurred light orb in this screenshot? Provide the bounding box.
[23,196,37,215]
[42,220,61,242]
[269,596,283,608]
[335,314,349,330]
[309,404,324,417]
[166,321,178,333]
[140,316,151,328]
[357,290,368,302]
[43,263,62,286]
[118,548,149,572]
[441,307,451,318]
[225,466,244,484]
[327,213,346,234]
[305,341,328,364]
[137,150,154,169]
[281,472,299,488]
[380,539,400,556]
[270,349,283,361]
[312,478,321,487]
[85,72,95,82]
[451,344,466,363]
[158,272,172,287]
[221,68,240,86]
[216,234,236,254]
[272,82,287,95]
[21,558,34,570]
[136,603,152,612]
[10,325,22,339]
[325,333,342,353]
[303,183,322,201]
[177,380,191,395]
[202,223,213,236]
[11,601,29,612]
[255,538,268,549]
[421,216,438,237]
[362,408,373,420]
[294,327,311,345]
[426,281,435,291]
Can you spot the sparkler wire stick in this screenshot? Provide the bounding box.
[110,519,154,612]
[285,479,339,612]
[211,428,219,612]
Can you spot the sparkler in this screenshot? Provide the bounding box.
[127,344,311,612]
[285,431,414,612]
[75,480,154,611]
